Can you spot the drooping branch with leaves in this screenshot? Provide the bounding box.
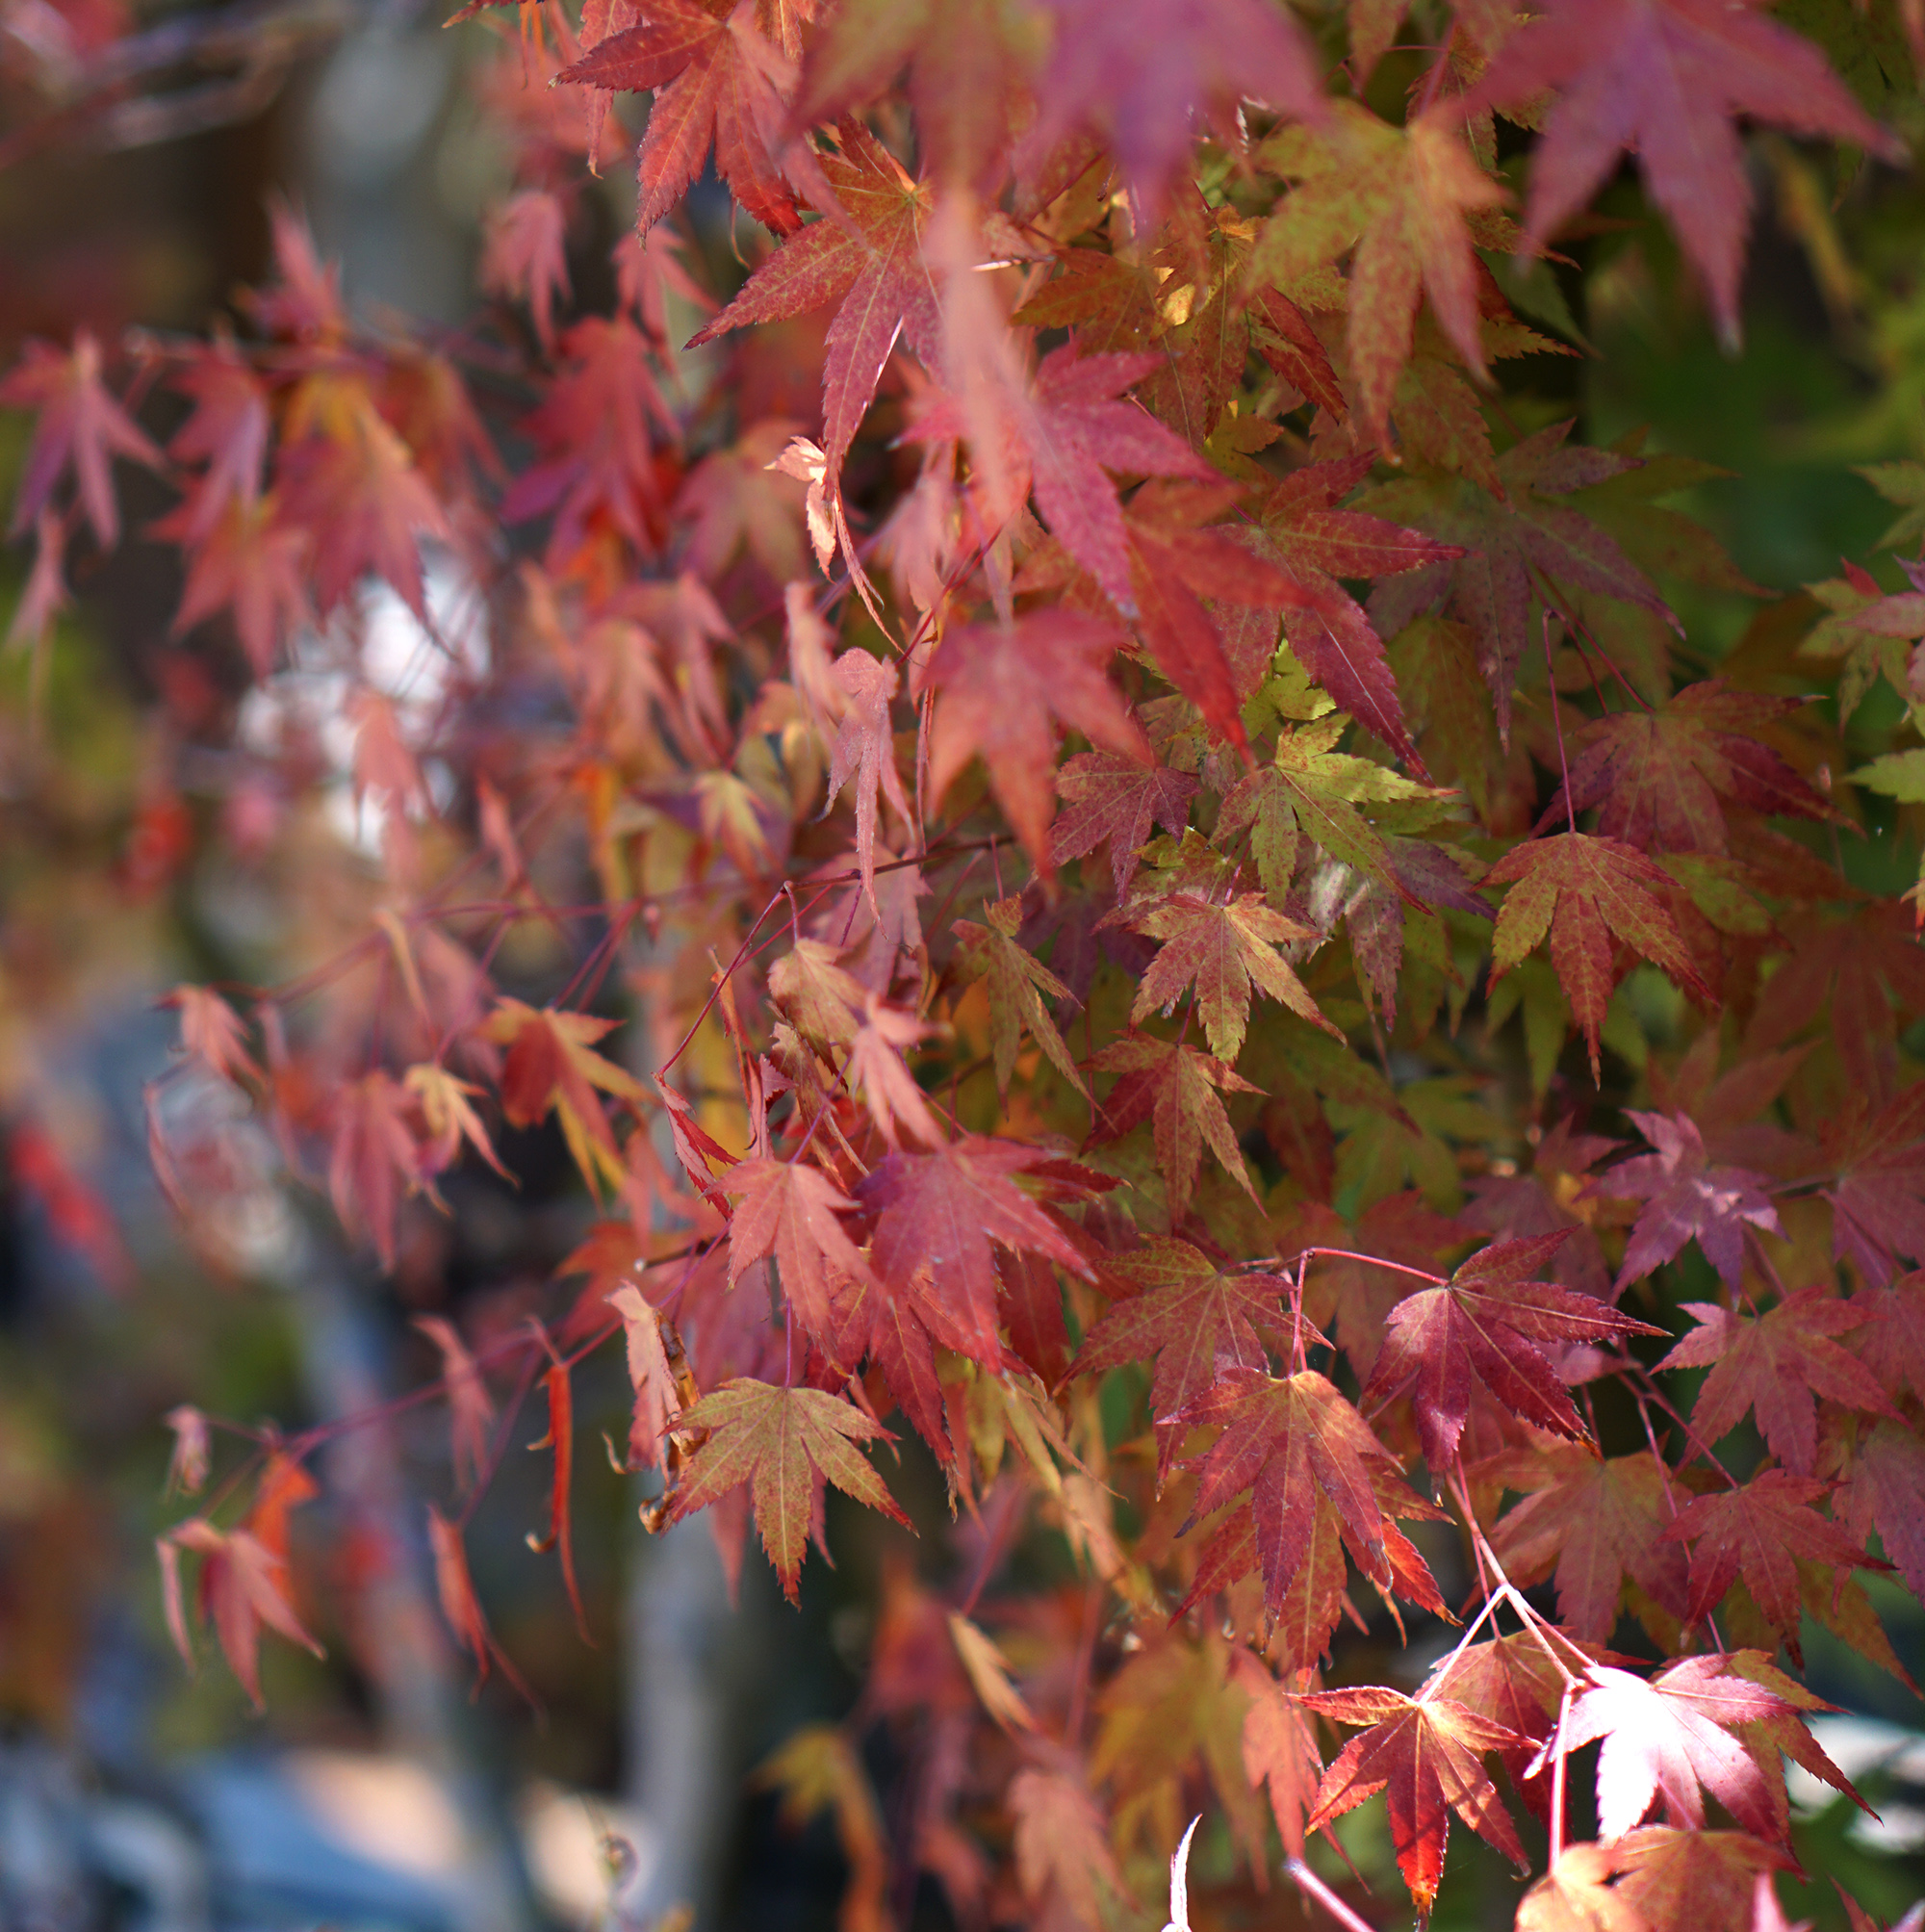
[11,0,1925,1925]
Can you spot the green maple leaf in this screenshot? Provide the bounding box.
[1857,457,1925,550]
[1218,713,1451,905]
[1797,563,1908,723]
[1563,436,1763,599]
[1329,1073,1506,1210]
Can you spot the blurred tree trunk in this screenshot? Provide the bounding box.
[288,1236,540,1932]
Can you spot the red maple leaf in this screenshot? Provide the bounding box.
[1239,453,1465,768]
[159,1517,325,1710]
[1849,1271,1925,1406]
[829,1257,957,1459]
[1301,1686,1528,1917]
[1131,890,1337,1064]
[1119,478,1301,751]
[1486,832,1715,1077]
[499,317,679,566]
[606,1284,689,1474]
[1029,0,1322,220]
[1089,1032,1261,1220]
[1020,345,1219,619]
[1424,1626,1612,1814]
[1069,1238,1290,1476]
[1657,1286,1898,1477]
[1596,1109,1781,1293]
[162,349,271,542]
[526,1349,591,1639]
[1234,1650,1329,1863]
[413,1314,497,1492]
[1485,1445,1692,1644]
[1611,1828,1793,1924]
[669,1379,910,1602]
[923,608,1147,879]
[1543,681,1834,856]
[823,643,911,914]
[1551,1654,1850,1843]
[793,0,1033,190]
[1249,99,1511,452]
[1837,1419,1925,1607]
[725,1155,878,1360]
[1008,1765,1127,1924]
[1664,1470,1877,1659]
[1469,0,1898,347]
[855,1136,1096,1372]
[326,1071,423,1272]
[1822,1086,1925,1288]
[274,382,449,618]
[1742,902,1925,1101]
[1178,1366,1428,1613]
[482,998,650,1196]
[1363,1233,1659,1473]
[556,0,804,239]
[1362,424,1675,734]
[427,1504,534,1703]
[156,494,311,677]
[688,123,937,495]
[1050,750,1199,899]
[481,189,573,350]
[844,997,946,1149]
[1464,1117,1619,1301]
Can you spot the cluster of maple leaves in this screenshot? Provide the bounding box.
[12,0,1925,1925]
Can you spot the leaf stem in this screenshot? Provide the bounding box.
[1414,1585,1504,1703]
[1544,609,1578,836]
[1447,1463,1583,1691]
[1549,1681,1573,1867]
[1413,24,1457,116]
[1247,1246,1446,1287]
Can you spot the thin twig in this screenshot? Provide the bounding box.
[1286,1858,1376,1932]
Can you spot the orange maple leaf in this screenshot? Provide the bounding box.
[670,1378,909,1602]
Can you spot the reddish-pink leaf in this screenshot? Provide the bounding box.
[924,608,1147,880]
[1597,1109,1780,1293]
[414,1314,497,1492]
[1070,1238,1289,1476]
[1665,1470,1877,1655]
[1470,0,1899,347]
[1050,750,1198,899]
[857,1136,1096,1369]
[1364,1236,1659,1471]
[0,331,163,549]
[556,0,803,238]
[1030,0,1322,219]
[1657,1286,1899,1477]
